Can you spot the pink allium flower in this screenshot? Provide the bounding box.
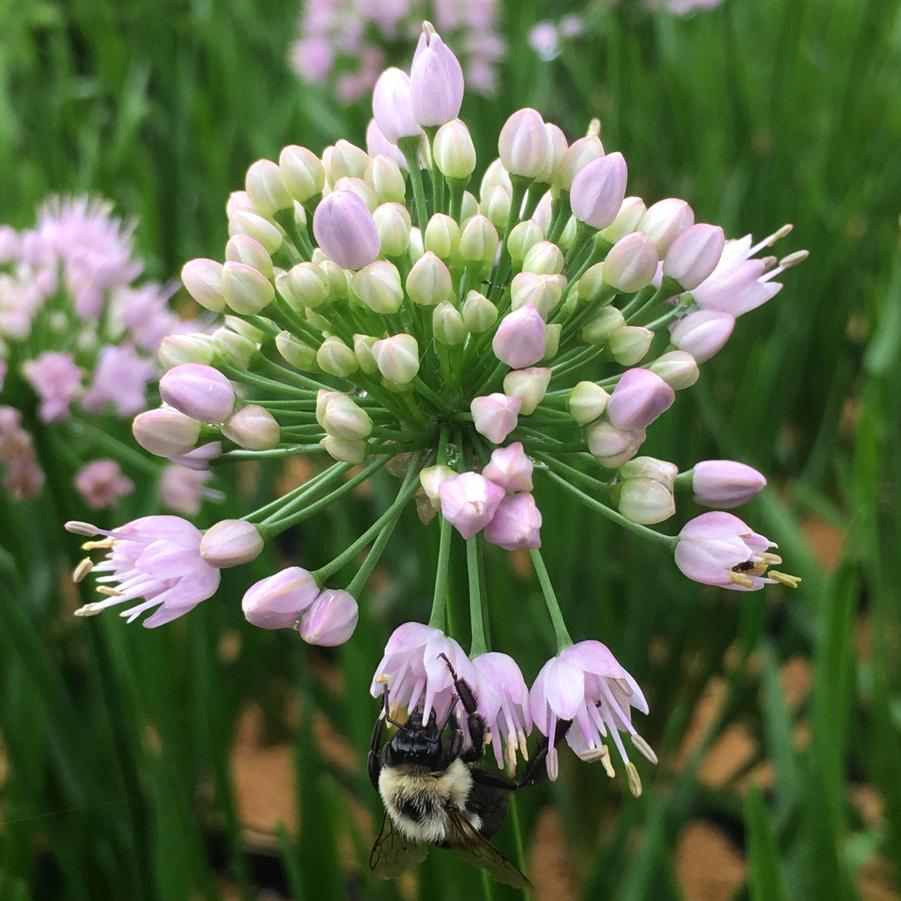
[74,459,135,509]
[312,190,381,270]
[298,588,359,646]
[438,471,505,539]
[69,515,221,627]
[472,652,532,769]
[528,22,559,59]
[606,368,675,431]
[82,345,155,416]
[22,352,82,422]
[0,405,44,499]
[160,464,221,515]
[529,640,656,794]
[492,304,547,369]
[242,566,320,630]
[470,393,521,445]
[482,441,534,492]
[674,511,792,591]
[370,622,479,724]
[484,493,542,551]
[115,282,181,351]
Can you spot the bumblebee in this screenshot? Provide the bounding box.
[368,654,567,888]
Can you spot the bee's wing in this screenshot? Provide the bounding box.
[446,807,533,890]
[369,813,429,879]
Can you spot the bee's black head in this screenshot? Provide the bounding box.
[386,707,443,768]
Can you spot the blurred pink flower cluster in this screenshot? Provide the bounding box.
[292,0,504,102]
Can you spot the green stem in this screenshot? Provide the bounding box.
[467,536,489,657]
[243,462,352,523]
[401,139,429,230]
[215,445,324,462]
[345,500,405,597]
[528,549,572,652]
[428,516,452,632]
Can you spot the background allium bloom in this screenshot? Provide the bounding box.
[82,345,155,416]
[472,652,532,769]
[74,459,135,509]
[22,352,83,422]
[160,464,220,515]
[72,516,221,627]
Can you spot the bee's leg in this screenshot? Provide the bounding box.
[470,769,519,791]
[439,653,485,763]
[516,719,573,788]
[368,691,389,790]
[446,711,463,762]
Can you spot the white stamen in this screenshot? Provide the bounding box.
[631,733,658,765]
[72,558,93,583]
[74,602,104,617]
[65,520,99,536]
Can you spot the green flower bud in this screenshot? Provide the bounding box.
[245,159,292,217]
[481,185,511,230]
[569,381,609,424]
[276,331,318,371]
[433,302,467,346]
[619,456,678,490]
[599,197,647,244]
[373,202,412,258]
[460,191,479,221]
[324,139,369,183]
[459,215,499,266]
[433,119,477,179]
[221,261,274,314]
[617,477,675,525]
[317,336,358,377]
[419,464,456,509]
[480,158,512,197]
[503,367,551,415]
[577,262,606,301]
[462,291,498,333]
[320,435,366,464]
[319,259,350,300]
[213,327,257,370]
[228,210,283,255]
[353,334,379,374]
[581,306,626,345]
[366,154,406,204]
[408,226,425,263]
[424,214,461,260]
[352,260,403,314]
[507,220,544,263]
[522,240,564,276]
[223,405,280,451]
[558,215,577,251]
[225,234,273,280]
[279,145,325,203]
[224,315,265,344]
[372,334,420,384]
[158,333,217,370]
[284,261,330,310]
[333,176,378,212]
[649,350,699,390]
[321,393,373,440]
[609,326,654,365]
[543,323,561,360]
[510,272,565,319]
[406,252,452,306]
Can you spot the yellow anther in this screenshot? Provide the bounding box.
[600,745,616,779]
[729,570,755,589]
[374,673,391,685]
[82,538,113,550]
[760,552,783,565]
[96,587,122,597]
[74,603,102,617]
[72,558,93,583]
[626,762,642,798]
[769,571,801,589]
[631,733,658,765]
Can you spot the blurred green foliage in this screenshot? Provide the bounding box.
[0,0,899,898]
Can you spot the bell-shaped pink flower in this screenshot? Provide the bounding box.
[675,511,781,591]
[160,363,235,424]
[68,515,221,627]
[482,441,533,492]
[242,566,320,630]
[484,493,542,551]
[607,368,675,431]
[372,67,422,143]
[492,304,547,369]
[299,588,359,646]
[663,223,725,290]
[312,190,381,270]
[529,640,656,793]
[370,623,479,724]
[410,25,464,127]
[471,393,522,444]
[472,652,532,769]
[438,472,505,539]
[670,309,735,362]
[570,153,628,230]
[74,459,134,509]
[692,257,782,317]
[692,460,767,508]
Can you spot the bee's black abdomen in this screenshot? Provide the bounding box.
[466,781,509,839]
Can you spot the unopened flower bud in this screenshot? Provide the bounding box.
[510,272,560,319]
[670,310,735,362]
[313,190,381,270]
[408,226,425,261]
[353,260,404,314]
[223,315,264,344]
[333,175,378,212]
[321,393,372,440]
[558,134,604,191]
[485,492,543,551]
[213,327,257,370]
[222,405,280,450]
[571,153,628,230]
[522,240,564,276]
[536,123,568,186]
[607,368,675,430]
[471,393,522,444]
[221,261,274,314]
[366,119,406,169]
[462,291,498,333]
[439,472,505,539]
[366,154,406,204]
[576,262,606,302]
[586,421,646,468]
[691,460,767,508]
[372,334,420,384]
[569,381,609,424]
[483,441,533,491]
[225,234,273,280]
[482,185,512,230]
[640,198,694,255]
[299,589,359,646]
[433,302,467,346]
[317,337,358,377]
[420,464,457,509]
[620,456,678,489]
[424,214,460,259]
[581,306,625,345]
[228,210,282,254]
[373,67,422,143]
[325,139,370,182]
[226,190,255,218]
[664,223,725,291]
[133,407,201,458]
[411,23,465,126]
[609,326,653,365]
[650,350,699,389]
[201,519,264,568]
[320,435,367,464]
[182,258,226,312]
[498,108,551,179]
[507,220,545,262]
[603,233,659,293]
[279,145,325,202]
[459,215,500,266]
[373,202,412,257]
[276,331,318,371]
[171,440,223,471]
[618,478,675,525]
[433,119,477,178]
[543,322,561,360]
[406,252,452,306]
[503,367,551,415]
[493,304,546,368]
[160,364,235,424]
[599,196,647,244]
[245,159,292,216]
[285,261,330,310]
[158,333,217,370]
[243,567,319,630]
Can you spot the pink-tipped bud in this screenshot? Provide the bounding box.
[586,422,646,468]
[411,24,464,127]
[242,567,320,630]
[372,67,422,144]
[607,368,675,431]
[299,589,359,646]
[492,304,547,368]
[620,456,678,490]
[483,441,533,492]
[133,407,200,458]
[372,334,420,384]
[222,405,280,450]
[570,153,628,230]
[498,108,551,179]
[692,460,767,508]
[200,519,264,568]
[485,493,543,551]
[558,134,604,191]
[312,190,381,270]
[279,145,325,202]
[182,258,226,312]
[471,393,522,444]
[503,367,551,415]
[639,198,695,255]
[664,224,725,290]
[439,472,505,540]
[221,261,274,314]
[670,309,735,362]
[650,351,700,390]
[159,364,235,424]
[602,233,659,293]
